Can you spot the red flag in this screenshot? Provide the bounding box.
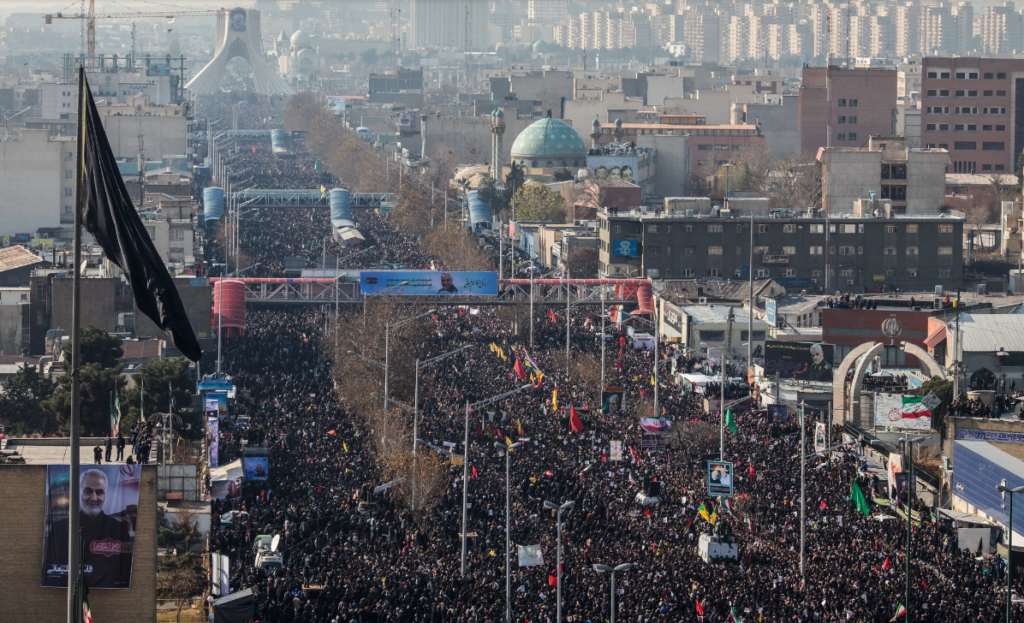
[749,464,756,478]
[548,308,557,323]
[820,500,828,510]
[252,145,257,154]
[514,357,528,381]
[921,579,927,589]
[548,575,558,587]
[696,600,704,617]
[472,465,478,479]
[570,404,584,432]
[644,509,651,518]
[882,556,891,571]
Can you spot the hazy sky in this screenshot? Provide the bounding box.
[0,0,257,17]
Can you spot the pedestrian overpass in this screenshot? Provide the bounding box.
[229,190,395,208]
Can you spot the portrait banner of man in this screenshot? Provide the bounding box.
[601,387,625,414]
[42,464,140,589]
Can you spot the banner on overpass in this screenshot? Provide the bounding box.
[359,271,498,296]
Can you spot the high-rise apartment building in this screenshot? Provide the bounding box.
[528,0,567,23]
[799,65,898,156]
[920,57,1024,175]
[409,0,489,50]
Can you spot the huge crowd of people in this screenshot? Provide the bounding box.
[199,97,1018,623]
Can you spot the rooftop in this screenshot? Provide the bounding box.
[654,278,785,306]
[679,303,762,325]
[0,246,44,274]
[954,313,1024,354]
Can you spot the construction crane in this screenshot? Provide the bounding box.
[44,5,219,69]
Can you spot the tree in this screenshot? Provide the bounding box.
[0,363,56,435]
[43,326,125,435]
[119,357,195,435]
[919,376,954,429]
[512,183,566,222]
[477,177,508,215]
[361,48,378,65]
[566,247,599,279]
[157,553,206,623]
[553,167,574,181]
[503,162,525,208]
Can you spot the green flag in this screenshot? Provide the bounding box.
[314,159,322,175]
[851,480,871,517]
[725,408,738,434]
[110,385,121,436]
[140,378,145,424]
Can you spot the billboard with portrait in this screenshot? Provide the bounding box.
[601,387,625,414]
[244,457,269,481]
[707,460,734,497]
[208,417,220,468]
[609,440,623,461]
[210,477,242,501]
[229,7,246,31]
[763,340,834,381]
[766,403,787,424]
[814,422,828,453]
[42,464,140,589]
[327,96,347,114]
[360,270,498,296]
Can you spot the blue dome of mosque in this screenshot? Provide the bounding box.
[509,117,588,168]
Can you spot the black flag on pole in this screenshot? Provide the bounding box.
[79,75,203,362]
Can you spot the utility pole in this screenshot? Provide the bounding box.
[953,288,961,399]
[800,401,806,577]
[748,212,754,369]
[137,134,145,211]
[565,267,571,379]
[720,307,734,460]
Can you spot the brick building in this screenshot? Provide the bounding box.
[920,57,1023,174]
[799,65,898,156]
[822,306,932,367]
[0,464,157,623]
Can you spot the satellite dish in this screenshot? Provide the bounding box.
[270,534,280,552]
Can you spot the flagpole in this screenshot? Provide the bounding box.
[67,62,87,623]
[800,400,806,577]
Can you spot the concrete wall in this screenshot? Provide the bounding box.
[0,303,29,356]
[420,114,535,164]
[905,151,952,215]
[635,133,690,198]
[100,113,191,160]
[646,75,687,103]
[0,131,75,236]
[134,277,211,342]
[736,95,800,159]
[50,278,119,335]
[824,150,881,212]
[664,90,732,124]
[0,464,157,623]
[562,92,643,138]
[510,72,575,117]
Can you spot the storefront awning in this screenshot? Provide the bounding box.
[924,325,946,348]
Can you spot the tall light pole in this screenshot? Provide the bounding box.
[900,435,926,622]
[800,401,806,577]
[495,441,522,623]
[719,306,734,459]
[543,499,575,623]
[593,563,633,623]
[723,162,733,212]
[381,293,424,434]
[748,211,754,370]
[462,384,533,576]
[600,284,606,398]
[411,344,472,510]
[997,483,1024,623]
[565,268,571,379]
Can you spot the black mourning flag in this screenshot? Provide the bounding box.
[80,77,203,362]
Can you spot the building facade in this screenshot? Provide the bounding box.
[799,66,898,156]
[597,210,964,294]
[920,57,1024,174]
[0,131,77,238]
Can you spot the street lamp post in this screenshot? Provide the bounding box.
[462,384,533,576]
[900,435,926,622]
[997,483,1024,623]
[495,441,522,623]
[593,563,633,623]
[383,304,432,437]
[543,500,575,623]
[411,344,472,510]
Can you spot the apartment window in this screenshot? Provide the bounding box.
[810,224,824,234]
[926,124,936,131]
[927,90,937,97]
[783,224,796,233]
[906,246,918,255]
[997,90,1007,97]
[938,246,953,255]
[848,133,857,141]
[682,269,694,277]
[64,169,72,179]
[939,124,949,131]
[170,228,185,241]
[983,125,993,131]
[708,246,723,255]
[955,90,965,97]
[707,269,722,277]
[754,246,769,254]
[664,269,672,277]
[782,269,796,277]
[757,224,770,233]
[998,73,1007,79]
[985,90,994,97]
[685,224,693,232]
[838,116,846,124]
[850,99,858,107]
[64,151,73,160]
[996,165,1006,171]
[968,90,978,97]
[997,125,1006,131]
[940,90,950,97]
[886,269,897,277]
[884,225,897,233]
[63,205,72,214]
[839,246,856,255]
[938,224,954,233]
[985,72,994,79]
[938,269,952,278]
[839,269,855,278]
[647,224,659,233]
[145,226,156,239]
[755,269,770,278]
[648,246,660,255]
[954,141,976,150]
[115,285,132,297]
[809,246,823,255]
[708,224,724,233]
[684,246,695,255]
[841,224,856,234]
[956,72,966,79]
[884,246,897,255]
[928,71,938,78]
[838,98,846,106]
[838,133,846,141]
[908,269,918,278]
[64,188,73,196]
[848,116,857,124]
[941,72,950,79]
[967,125,977,131]
[983,142,1005,151]
[982,164,993,171]
[782,246,796,255]
[667,246,672,255]
[736,246,743,255]
[698,144,712,150]
[613,225,621,234]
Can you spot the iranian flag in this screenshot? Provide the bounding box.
[640,417,671,432]
[892,396,932,421]
[890,604,906,621]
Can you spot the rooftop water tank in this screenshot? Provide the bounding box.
[203,186,225,224]
[329,188,351,225]
[467,190,493,230]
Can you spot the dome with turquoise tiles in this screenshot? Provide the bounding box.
[510,116,588,168]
